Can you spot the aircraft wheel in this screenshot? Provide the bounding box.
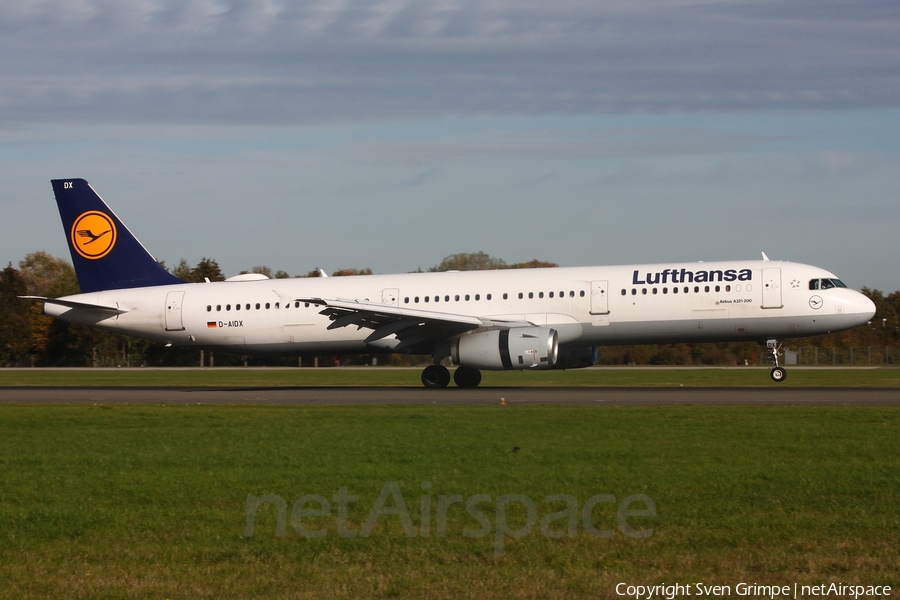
[770,367,787,382]
[453,366,482,389]
[422,365,451,389]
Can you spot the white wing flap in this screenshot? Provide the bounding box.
[297,297,533,351]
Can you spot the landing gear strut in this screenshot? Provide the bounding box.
[767,339,787,382]
[421,364,451,389]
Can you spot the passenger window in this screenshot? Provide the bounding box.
[265,303,270,309]
[663,288,668,294]
[294,302,299,308]
[486,294,492,300]
[569,291,575,297]
[206,305,212,312]
[621,289,627,296]
[465,295,470,301]
[725,285,731,292]
[503,293,508,300]
[216,305,221,311]
[653,288,658,295]
[673,287,678,294]
[550,291,555,298]
[579,291,585,297]
[642,289,647,295]
[275,302,280,309]
[475,294,480,301]
[236,304,241,311]
[694,286,699,293]
[415,297,419,303]
[539,292,544,298]
[704,286,710,293]
[684,287,689,293]
[255,303,261,310]
[226,304,231,311]
[518,292,524,299]
[715,286,720,292]
[445,295,450,302]
[404,297,409,304]
[632,289,637,295]
[528,292,534,299]
[425,296,430,302]
[455,295,460,301]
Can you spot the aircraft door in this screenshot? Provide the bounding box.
[590,281,610,315]
[165,291,185,331]
[761,268,783,309]
[382,288,399,307]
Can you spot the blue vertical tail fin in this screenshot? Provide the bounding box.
[51,179,184,293]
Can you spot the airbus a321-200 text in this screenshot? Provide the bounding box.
[24,179,876,388]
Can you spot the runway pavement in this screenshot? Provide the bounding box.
[1,386,899,405]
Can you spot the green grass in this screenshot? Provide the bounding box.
[2,366,900,387]
[1,404,898,598]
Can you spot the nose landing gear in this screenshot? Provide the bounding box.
[767,339,787,382]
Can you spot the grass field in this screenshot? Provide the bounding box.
[1,403,898,599]
[2,365,900,388]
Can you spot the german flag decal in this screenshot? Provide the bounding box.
[207,322,217,328]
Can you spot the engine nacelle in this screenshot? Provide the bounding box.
[551,346,598,370]
[452,327,559,370]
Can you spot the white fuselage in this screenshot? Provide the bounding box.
[44,260,875,359]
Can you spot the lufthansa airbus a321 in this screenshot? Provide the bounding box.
[24,179,876,388]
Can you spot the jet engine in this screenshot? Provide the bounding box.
[551,346,598,369]
[452,327,559,370]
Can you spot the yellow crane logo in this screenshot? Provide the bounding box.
[71,211,117,259]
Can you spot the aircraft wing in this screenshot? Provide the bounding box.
[297,297,533,352]
[19,296,128,315]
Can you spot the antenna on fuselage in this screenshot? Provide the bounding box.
[761,252,770,261]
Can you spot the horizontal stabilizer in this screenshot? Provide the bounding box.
[20,296,128,315]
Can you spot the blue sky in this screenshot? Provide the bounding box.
[1,0,898,290]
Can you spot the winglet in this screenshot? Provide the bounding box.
[51,179,183,293]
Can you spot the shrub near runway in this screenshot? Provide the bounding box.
[0,404,898,599]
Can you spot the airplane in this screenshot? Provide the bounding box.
[23,178,876,388]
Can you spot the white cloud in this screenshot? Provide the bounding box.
[1,0,898,125]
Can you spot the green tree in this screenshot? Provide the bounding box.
[173,259,193,280]
[332,268,373,276]
[507,259,559,269]
[18,251,79,297]
[429,252,557,272]
[430,252,506,272]
[188,258,225,283]
[0,264,31,365]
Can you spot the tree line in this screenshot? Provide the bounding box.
[1,251,898,367]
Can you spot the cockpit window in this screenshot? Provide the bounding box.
[810,278,847,290]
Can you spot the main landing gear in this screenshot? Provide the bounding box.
[421,365,483,389]
[767,339,787,382]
